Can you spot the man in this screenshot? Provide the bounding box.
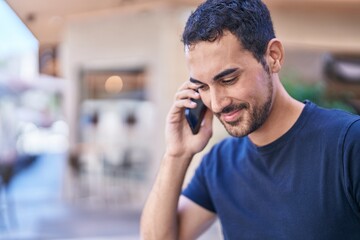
[141,0,360,239]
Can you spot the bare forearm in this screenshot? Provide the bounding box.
[141,154,192,240]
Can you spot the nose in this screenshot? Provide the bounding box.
[208,88,230,114]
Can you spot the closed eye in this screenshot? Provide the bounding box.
[220,77,238,85]
[197,84,209,91]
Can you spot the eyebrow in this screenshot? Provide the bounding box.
[190,67,240,85]
[189,77,203,84]
[213,68,239,81]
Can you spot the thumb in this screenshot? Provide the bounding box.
[201,109,213,131]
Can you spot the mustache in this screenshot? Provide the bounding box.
[215,103,249,116]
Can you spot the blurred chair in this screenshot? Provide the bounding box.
[0,161,15,230]
[102,145,148,206]
[0,153,37,230]
[324,54,360,114]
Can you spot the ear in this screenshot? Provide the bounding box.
[265,39,284,73]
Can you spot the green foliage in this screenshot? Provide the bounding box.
[281,74,356,113]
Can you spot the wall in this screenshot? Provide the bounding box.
[268,4,360,53]
[60,7,193,204]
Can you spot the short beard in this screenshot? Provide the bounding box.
[217,68,273,137]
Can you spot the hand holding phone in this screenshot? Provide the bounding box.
[184,98,207,134]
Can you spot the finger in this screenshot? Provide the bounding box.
[177,80,200,91]
[174,98,197,109]
[175,89,200,101]
[200,109,213,134]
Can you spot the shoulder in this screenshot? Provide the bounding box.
[341,119,360,216]
[200,136,249,169]
[212,137,244,151]
[305,102,360,135]
[345,118,360,137]
[343,118,360,153]
[206,137,247,157]
[310,102,359,125]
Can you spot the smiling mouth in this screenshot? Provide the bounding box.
[217,103,246,122]
[221,108,244,123]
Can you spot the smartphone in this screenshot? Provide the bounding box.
[185,98,207,134]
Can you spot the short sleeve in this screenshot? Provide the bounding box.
[182,154,216,213]
[343,118,360,217]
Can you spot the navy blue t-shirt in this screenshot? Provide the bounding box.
[183,101,360,239]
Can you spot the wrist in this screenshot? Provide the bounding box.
[163,149,195,162]
[159,152,193,180]
[162,151,194,171]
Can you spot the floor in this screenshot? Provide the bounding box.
[0,153,141,240]
[0,153,221,240]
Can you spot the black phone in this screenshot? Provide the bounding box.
[185,98,207,134]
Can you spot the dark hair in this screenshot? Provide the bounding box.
[182,0,275,64]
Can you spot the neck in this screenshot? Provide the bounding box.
[249,79,304,147]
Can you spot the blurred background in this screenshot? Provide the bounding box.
[0,0,359,239]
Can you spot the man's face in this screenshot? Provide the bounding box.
[185,32,274,137]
